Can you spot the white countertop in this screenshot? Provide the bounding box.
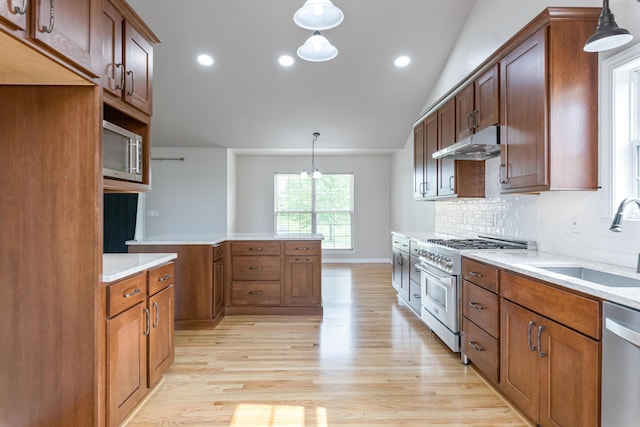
[462,250,640,311]
[102,253,177,283]
[392,230,463,242]
[127,233,324,246]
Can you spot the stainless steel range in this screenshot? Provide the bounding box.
[416,235,536,353]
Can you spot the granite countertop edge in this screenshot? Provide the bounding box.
[102,253,178,283]
[126,233,324,246]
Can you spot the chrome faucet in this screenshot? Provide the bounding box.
[609,197,640,232]
[610,197,640,272]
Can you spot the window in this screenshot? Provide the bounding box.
[274,174,354,250]
[602,44,640,218]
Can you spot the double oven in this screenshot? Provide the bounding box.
[415,236,535,353]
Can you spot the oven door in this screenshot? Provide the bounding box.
[417,263,459,334]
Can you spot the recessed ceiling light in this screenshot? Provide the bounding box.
[197,54,214,66]
[279,55,295,67]
[394,56,411,68]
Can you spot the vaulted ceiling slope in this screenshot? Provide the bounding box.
[128,0,475,153]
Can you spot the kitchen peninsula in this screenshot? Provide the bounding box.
[128,234,324,326]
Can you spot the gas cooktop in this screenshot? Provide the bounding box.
[426,237,530,250]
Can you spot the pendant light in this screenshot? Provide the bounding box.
[294,0,344,31]
[300,132,322,179]
[297,31,338,62]
[584,0,633,52]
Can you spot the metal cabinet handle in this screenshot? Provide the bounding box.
[398,256,403,266]
[472,109,478,129]
[469,271,483,277]
[499,163,509,184]
[294,247,310,250]
[412,293,421,299]
[152,302,159,328]
[114,63,124,90]
[468,302,484,310]
[248,291,263,295]
[123,288,141,298]
[126,70,135,96]
[537,326,546,358]
[249,247,263,251]
[217,249,224,254]
[295,258,310,262]
[158,274,171,282]
[13,0,27,14]
[249,267,263,271]
[467,113,473,132]
[469,340,484,352]
[143,308,150,336]
[40,0,54,33]
[527,321,536,351]
[449,175,455,191]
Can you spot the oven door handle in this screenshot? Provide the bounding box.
[416,263,454,286]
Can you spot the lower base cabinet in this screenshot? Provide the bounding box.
[106,262,175,427]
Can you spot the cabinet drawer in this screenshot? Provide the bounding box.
[231,281,281,305]
[500,271,601,340]
[231,241,281,256]
[148,262,174,296]
[462,258,499,293]
[409,255,421,284]
[213,243,226,261]
[392,235,410,252]
[108,272,147,317]
[462,317,499,384]
[284,241,321,256]
[462,280,499,338]
[232,256,281,281]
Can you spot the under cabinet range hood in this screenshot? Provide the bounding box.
[432,125,500,160]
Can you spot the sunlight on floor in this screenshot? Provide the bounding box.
[231,404,328,427]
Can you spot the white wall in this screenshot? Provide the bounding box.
[391,0,640,269]
[144,147,228,235]
[226,149,237,233]
[235,155,391,262]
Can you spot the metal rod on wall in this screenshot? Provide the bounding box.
[151,157,185,162]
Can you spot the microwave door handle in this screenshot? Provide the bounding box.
[134,138,142,175]
[127,139,135,174]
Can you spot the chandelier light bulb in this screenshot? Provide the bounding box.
[294,0,344,31]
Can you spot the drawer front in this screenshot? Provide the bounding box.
[462,280,499,338]
[108,272,147,317]
[462,258,499,293]
[392,235,410,252]
[284,241,321,256]
[232,256,281,281]
[462,317,499,384]
[408,280,422,313]
[213,242,226,261]
[231,281,281,305]
[231,241,281,256]
[500,270,601,339]
[148,262,174,296]
[409,255,421,284]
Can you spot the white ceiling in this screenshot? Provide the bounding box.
[127,0,475,154]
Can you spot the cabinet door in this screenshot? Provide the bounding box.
[398,251,410,301]
[538,317,599,427]
[107,302,148,427]
[391,248,401,291]
[124,21,153,114]
[423,113,438,198]
[101,0,124,97]
[148,285,174,387]
[455,83,475,140]
[475,64,499,131]
[500,299,539,423]
[413,121,426,198]
[213,258,224,317]
[32,0,101,76]
[437,98,456,196]
[284,255,321,306]
[0,0,27,31]
[500,29,547,192]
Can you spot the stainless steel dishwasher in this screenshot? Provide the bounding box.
[602,301,640,426]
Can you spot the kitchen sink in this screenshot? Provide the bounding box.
[538,266,640,288]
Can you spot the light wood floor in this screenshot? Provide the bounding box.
[126,264,529,426]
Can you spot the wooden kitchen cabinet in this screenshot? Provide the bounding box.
[147,263,175,387]
[414,113,438,199]
[212,242,226,318]
[0,0,27,33]
[437,98,456,197]
[456,64,499,141]
[283,241,322,306]
[102,0,159,116]
[499,271,600,427]
[499,13,598,193]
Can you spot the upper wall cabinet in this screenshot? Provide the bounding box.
[499,11,599,193]
[102,0,159,117]
[455,64,499,141]
[0,0,102,78]
[414,114,438,199]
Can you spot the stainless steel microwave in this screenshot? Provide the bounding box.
[103,120,143,182]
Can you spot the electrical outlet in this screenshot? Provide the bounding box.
[570,215,580,234]
[146,210,159,217]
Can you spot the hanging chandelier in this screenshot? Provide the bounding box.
[293,0,344,31]
[297,31,338,62]
[300,132,322,179]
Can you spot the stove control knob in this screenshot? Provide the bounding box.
[446,260,453,268]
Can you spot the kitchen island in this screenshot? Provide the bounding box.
[128,233,324,325]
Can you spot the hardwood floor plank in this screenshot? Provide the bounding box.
[125,264,530,426]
